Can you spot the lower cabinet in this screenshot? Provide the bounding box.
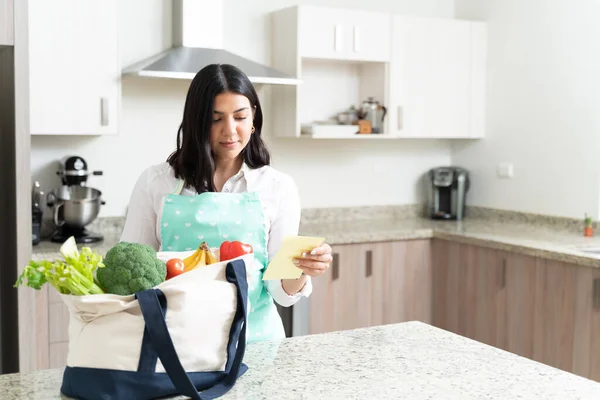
[309,239,432,335]
[431,240,507,347]
[47,288,70,368]
[431,239,600,382]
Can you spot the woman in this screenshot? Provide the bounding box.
[120,63,333,343]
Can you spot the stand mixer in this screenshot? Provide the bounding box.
[46,156,106,243]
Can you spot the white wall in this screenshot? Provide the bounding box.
[31,0,455,218]
[453,0,600,219]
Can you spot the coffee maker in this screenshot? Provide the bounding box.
[46,156,106,243]
[426,167,470,220]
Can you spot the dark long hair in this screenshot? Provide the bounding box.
[167,64,270,193]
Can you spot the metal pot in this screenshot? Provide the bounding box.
[336,106,359,125]
[47,186,105,228]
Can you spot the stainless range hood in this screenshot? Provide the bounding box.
[122,0,300,85]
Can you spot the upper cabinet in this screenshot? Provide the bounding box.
[388,16,486,139]
[0,0,13,45]
[28,0,120,135]
[271,6,391,139]
[270,6,487,140]
[298,6,391,62]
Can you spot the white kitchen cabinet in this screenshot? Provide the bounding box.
[388,16,486,138]
[0,0,13,45]
[298,6,391,62]
[271,6,487,140]
[28,0,120,135]
[271,5,389,139]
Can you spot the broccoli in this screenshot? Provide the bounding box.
[96,242,167,296]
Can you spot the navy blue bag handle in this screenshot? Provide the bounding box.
[136,259,249,400]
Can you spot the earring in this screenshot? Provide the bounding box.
[251,126,255,133]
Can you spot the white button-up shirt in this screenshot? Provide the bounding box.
[120,162,312,307]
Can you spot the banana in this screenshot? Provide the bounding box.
[205,251,217,265]
[183,248,200,270]
[191,250,206,270]
[201,242,218,265]
[182,242,217,271]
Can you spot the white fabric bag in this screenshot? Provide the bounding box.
[59,250,253,400]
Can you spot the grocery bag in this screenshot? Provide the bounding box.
[59,251,254,400]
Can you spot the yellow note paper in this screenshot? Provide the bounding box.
[262,235,325,280]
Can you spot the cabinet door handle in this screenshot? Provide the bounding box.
[353,26,360,52]
[100,97,109,126]
[365,250,372,277]
[594,278,600,311]
[499,258,506,288]
[397,106,404,130]
[332,253,340,281]
[334,24,343,52]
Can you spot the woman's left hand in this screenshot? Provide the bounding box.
[293,242,333,277]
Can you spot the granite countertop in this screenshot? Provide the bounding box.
[31,216,600,268]
[300,217,600,268]
[1,321,599,399]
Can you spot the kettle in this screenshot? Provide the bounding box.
[359,97,387,133]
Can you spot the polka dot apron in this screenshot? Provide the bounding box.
[160,179,285,343]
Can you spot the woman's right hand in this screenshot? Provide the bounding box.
[293,242,333,277]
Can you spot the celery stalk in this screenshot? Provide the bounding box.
[15,236,106,296]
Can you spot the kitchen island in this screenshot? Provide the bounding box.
[2,321,599,399]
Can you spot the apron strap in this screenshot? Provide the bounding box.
[172,179,185,195]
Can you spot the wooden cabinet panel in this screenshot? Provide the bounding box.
[531,259,578,373]
[505,252,537,360]
[432,240,506,347]
[334,244,363,331]
[432,238,600,382]
[309,243,362,334]
[431,238,459,332]
[590,269,600,381]
[356,242,386,328]
[571,264,594,379]
[384,240,432,324]
[472,247,506,349]
[309,239,432,335]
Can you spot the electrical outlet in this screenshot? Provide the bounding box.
[497,163,514,178]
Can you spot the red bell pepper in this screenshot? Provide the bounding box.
[220,241,253,262]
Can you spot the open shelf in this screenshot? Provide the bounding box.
[271,58,389,138]
[295,133,402,139]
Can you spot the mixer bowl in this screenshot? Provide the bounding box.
[47,186,104,228]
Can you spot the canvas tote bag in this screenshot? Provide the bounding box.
[59,251,254,400]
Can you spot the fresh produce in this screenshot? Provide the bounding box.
[203,243,218,265]
[182,242,218,272]
[166,258,185,279]
[96,242,167,296]
[14,236,105,296]
[182,248,200,270]
[220,241,253,262]
[16,236,255,295]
